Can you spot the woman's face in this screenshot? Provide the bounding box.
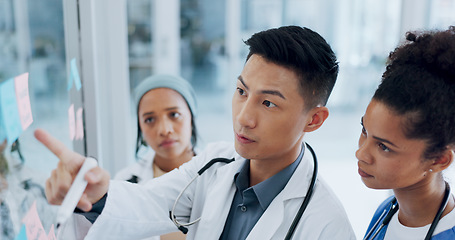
[138,88,193,160]
[356,100,434,190]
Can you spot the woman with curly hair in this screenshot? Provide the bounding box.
[359,26,455,240]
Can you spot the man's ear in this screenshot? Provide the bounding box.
[431,148,454,173]
[303,106,329,133]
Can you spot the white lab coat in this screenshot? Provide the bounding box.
[84,141,355,239]
[59,151,163,240]
[114,148,156,183]
[114,150,187,240]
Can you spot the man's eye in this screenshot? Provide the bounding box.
[378,143,390,152]
[263,100,277,108]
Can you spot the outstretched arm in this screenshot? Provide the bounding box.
[34,128,110,212]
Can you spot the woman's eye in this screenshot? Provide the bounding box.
[378,143,390,152]
[263,100,277,108]
[144,117,155,124]
[237,87,245,96]
[170,112,181,118]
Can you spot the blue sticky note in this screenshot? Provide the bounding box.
[70,58,82,91]
[14,224,27,240]
[0,78,23,144]
[0,98,5,142]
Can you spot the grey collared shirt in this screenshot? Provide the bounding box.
[219,144,304,240]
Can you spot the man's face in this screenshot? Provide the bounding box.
[232,54,312,165]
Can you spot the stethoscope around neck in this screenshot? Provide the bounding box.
[170,142,318,239]
[364,182,451,240]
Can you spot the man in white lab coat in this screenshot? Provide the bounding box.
[38,26,355,239]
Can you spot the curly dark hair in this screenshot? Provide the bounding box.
[244,26,339,109]
[373,26,455,159]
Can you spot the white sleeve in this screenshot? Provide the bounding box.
[85,148,213,240]
[56,214,92,240]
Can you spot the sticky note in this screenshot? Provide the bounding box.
[0,104,5,143]
[67,58,82,91]
[70,58,82,91]
[14,225,27,240]
[68,104,75,141]
[75,107,84,140]
[22,201,48,240]
[0,78,23,144]
[15,73,33,130]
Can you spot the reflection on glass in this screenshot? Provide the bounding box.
[128,0,153,89]
[0,0,65,237]
[0,0,68,170]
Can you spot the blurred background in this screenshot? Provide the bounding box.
[1,0,455,238]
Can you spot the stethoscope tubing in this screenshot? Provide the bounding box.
[170,157,235,234]
[284,142,318,240]
[170,174,200,233]
[363,209,387,240]
[170,143,318,239]
[364,182,451,240]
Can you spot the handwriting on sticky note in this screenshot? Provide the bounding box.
[20,201,57,240]
[22,201,48,240]
[14,73,33,130]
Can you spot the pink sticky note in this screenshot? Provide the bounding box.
[14,73,33,130]
[76,107,84,140]
[22,201,48,240]
[68,104,75,140]
[48,224,57,240]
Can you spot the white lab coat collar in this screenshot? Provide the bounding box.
[192,153,245,239]
[247,143,314,239]
[193,143,315,239]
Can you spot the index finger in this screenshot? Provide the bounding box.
[34,128,85,165]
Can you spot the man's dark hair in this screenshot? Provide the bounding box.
[244,26,339,109]
[373,26,455,159]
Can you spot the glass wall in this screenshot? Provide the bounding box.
[0,0,67,237]
[127,0,233,147]
[0,0,69,171]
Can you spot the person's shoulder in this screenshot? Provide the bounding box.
[306,176,352,223]
[114,156,154,181]
[373,195,395,215]
[433,225,455,239]
[311,176,346,211]
[114,162,141,180]
[299,177,356,239]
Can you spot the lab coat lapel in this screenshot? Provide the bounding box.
[246,144,314,239]
[193,157,246,239]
